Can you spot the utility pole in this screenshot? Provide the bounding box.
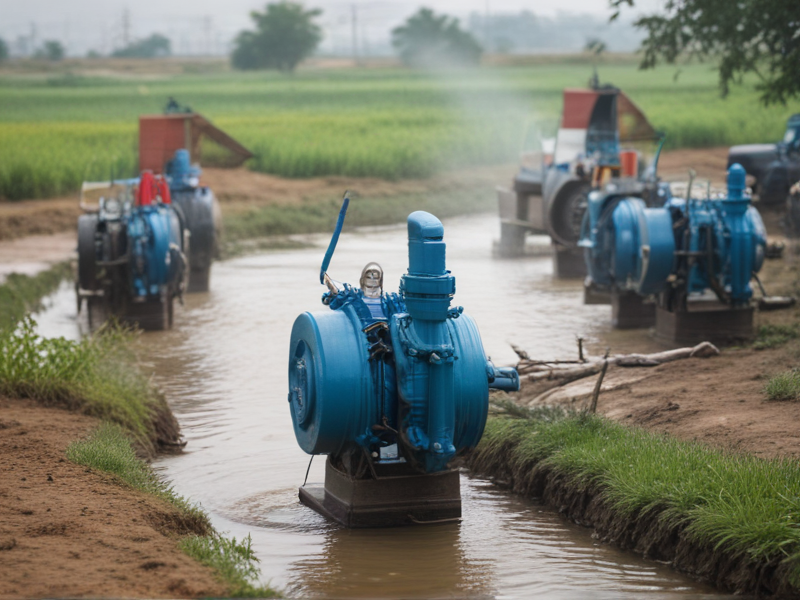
[351,4,358,65]
[484,0,491,51]
[203,16,212,56]
[29,22,37,56]
[122,8,130,47]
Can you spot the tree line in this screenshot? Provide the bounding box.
[0,0,795,106]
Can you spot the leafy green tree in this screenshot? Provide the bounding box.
[35,41,65,61]
[392,8,483,68]
[232,2,322,72]
[584,38,607,56]
[112,34,171,58]
[611,0,800,106]
[0,38,8,62]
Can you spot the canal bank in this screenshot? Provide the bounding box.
[467,408,800,598]
[0,269,279,598]
[0,397,227,599]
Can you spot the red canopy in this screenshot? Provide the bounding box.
[560,88,657,142]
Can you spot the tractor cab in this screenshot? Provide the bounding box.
[782,114,800,154]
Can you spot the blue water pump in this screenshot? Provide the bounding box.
[288,209,518,477]
[165,149,220,293]
[580,163,766,316]
[77,172,186,330]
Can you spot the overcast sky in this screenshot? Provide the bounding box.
[1,0,665,56]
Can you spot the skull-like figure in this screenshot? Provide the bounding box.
[360,262,383,299]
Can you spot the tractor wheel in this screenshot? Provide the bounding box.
[556,184,590,246]
[187,266,211,293]
[788,189,800,238]
[498,223,526,257]
[77,214,99,291]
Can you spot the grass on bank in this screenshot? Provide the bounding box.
[764,369,800,402]
[1,61,796,200]
[0,316,174,454]
[753,323,799,350]
[471,408,800,587]
[67,424,279,598]
[222,187,496,243]
[180,535,279,598]
[0,262,71,331]
[67,423,208,528]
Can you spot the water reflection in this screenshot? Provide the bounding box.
[287,520,491,599]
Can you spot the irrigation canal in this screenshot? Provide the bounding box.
[36,213,726,599]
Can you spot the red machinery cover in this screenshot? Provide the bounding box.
[561,89,601,129]
[138,113,254,174]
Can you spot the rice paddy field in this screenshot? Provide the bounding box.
[0,59,797,201]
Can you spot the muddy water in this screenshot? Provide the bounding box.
[36,213,724,599]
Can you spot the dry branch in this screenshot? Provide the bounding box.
[514,341,720,392]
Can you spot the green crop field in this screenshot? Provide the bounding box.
[0,60,797,200]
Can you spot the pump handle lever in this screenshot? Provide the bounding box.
[320,191,350,285]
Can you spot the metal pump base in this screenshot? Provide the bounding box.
[612,290,656,329]
[655,304,755,346]
[553,244,587,279]
[299,457,462,528]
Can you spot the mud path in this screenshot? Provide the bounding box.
[0,147,729,243]
[0,398,225,600]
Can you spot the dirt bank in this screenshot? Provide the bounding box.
[0,147,729,243]
[0,397,226,599]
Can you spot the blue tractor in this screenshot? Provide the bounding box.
[77,172,187,330]
[728,114,800,205]
[139,101,253,293]
[580,164,768,343]
[288,202,518,527]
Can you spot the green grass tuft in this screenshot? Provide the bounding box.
[0,316,177,454]
[66,423,209,529]
[764,370,800,402]
[754,324,799,350]
[67,424,280,597]
[0,262,71,331]
[180,534,280,598]
[470,413,800,588]
[222,187,494,242]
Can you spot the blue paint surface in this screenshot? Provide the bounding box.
[288,212,519,473]
[580,164,766,306]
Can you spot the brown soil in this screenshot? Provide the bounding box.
[600,339,800,458]
[0,147,728,243]
[200,163,515,215]
[657,146,730,184]
[0,233,76,283]
[0,199,81,242]
[0,397,226,599]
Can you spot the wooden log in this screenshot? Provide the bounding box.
[516,341,720,387]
